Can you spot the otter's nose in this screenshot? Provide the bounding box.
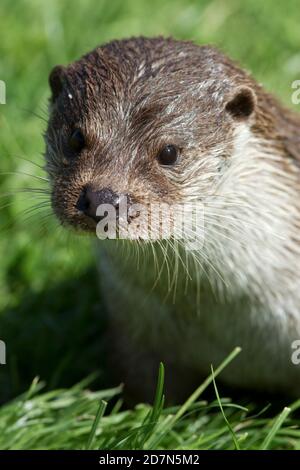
[76,186,120,222]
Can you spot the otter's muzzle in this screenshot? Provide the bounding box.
[76,186,120,223]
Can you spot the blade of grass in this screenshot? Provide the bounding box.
[260,407,291,450]
[86,400,107,450]
[145,346,241,448]
[135,362,165,448]
[172,347,241,425]
[211,365,240,450]
[151,362,165,420]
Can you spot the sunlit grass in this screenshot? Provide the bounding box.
[1,351,300,450]
[0,0,300,450]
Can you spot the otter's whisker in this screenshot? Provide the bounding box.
[0,171,49,183]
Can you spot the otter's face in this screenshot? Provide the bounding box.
[45,38,256,240]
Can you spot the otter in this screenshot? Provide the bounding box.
[45,37,300,402]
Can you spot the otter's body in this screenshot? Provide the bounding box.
[100,249,300,400]
[45,37,300,400]
[98,128,300,399]
[99,121,300,399]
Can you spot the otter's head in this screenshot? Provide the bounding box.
[45,37,256,240]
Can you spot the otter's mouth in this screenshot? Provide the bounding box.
[52,189,145,239]
[54,200,204,253]
[53,197,172,241]
[52,184,204,248]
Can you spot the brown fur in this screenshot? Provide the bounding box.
[45,37,300,402]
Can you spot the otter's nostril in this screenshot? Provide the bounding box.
[76,186,120,223]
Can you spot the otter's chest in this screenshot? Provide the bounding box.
[97,244,300,394]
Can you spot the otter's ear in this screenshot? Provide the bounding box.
[225,86,256,120]
[49,65,66,102]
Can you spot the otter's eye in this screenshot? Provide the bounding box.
[157,145,178,166]
[69,129,85,154]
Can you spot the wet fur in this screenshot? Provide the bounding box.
[45,37,300,401]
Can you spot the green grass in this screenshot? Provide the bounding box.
[1,0,300,450]
[1,350,300,450]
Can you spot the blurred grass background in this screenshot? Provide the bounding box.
[0,0,300,449]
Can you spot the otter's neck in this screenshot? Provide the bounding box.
[201,124,300,310]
